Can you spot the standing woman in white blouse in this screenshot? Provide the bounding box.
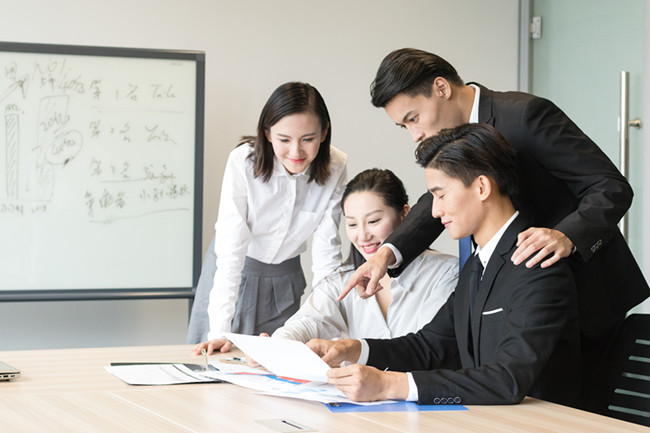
[188,82,347,354]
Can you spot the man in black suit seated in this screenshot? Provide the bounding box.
[310,123,580,406]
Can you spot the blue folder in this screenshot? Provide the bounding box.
[324,401,467,413]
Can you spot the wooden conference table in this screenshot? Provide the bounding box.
[0,345,647,433]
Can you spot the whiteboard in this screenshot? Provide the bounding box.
[0,42,204,300]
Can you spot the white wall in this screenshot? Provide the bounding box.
[0,0,520,350]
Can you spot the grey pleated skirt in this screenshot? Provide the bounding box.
[186,236,305,343]
[231,256,306,335]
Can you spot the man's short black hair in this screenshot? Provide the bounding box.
[415,123,518,198]
[371,48,464,108]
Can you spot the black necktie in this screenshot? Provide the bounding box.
[467,253,483,356]
[468,253,483,317]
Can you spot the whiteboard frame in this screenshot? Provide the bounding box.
[0,41,205,302]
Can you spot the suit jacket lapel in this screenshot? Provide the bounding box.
[470,215,529,365]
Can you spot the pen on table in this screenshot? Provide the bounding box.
[201,348,209,371]
[220,356,247,365]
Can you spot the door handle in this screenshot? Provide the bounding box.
[629,118,642,129]
[618,71,642,241]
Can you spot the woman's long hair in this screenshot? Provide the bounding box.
[239,82,332,185]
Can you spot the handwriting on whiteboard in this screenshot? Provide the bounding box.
[0,54,195,223]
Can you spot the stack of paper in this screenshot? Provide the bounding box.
[202,333,391,406]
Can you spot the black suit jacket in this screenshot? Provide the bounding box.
[386,84,649,340]
[368,215,580,406]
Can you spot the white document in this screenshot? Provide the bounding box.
[224,332,330,382]
[105,364,220,386]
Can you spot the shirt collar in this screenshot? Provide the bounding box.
[474,210,519,270]
[468,84,480,124]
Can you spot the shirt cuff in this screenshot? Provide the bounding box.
[356,340,416,401]
[382,244,403,269]
[346,339,369,366]
[406,372,419,401]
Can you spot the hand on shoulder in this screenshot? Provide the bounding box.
[512,227,574,269]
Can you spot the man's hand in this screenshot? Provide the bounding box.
[190,338,232,355]
[327,365,408,402]
[512,227,574,268]
[307,338,361,367]
[337,246,394,301]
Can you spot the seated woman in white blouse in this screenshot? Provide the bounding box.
[272,168,458,342]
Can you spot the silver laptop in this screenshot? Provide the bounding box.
[0,361,20,380]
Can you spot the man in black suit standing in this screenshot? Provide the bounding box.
[337,48,649,410]
[312,124,580,406]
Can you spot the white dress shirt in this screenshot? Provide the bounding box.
[207,144,347,339]
[272,250,458,342]
[468,84,480,124]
